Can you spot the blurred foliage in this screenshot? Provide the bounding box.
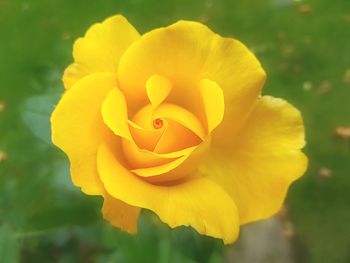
[0,0,349,262]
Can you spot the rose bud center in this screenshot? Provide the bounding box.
[153,118,163,129]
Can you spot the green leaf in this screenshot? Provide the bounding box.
[21,93,61,145]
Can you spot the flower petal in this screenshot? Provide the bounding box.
[128,121,164,151]
[118,20,265,130]
[130,154,188,178]
[132,139,209,183]
[63,15,140,89]
[102,191,141,234]
[200,79,225,132]
[153,103,206,140]
[201,96,308,224]
[153,119,202,154]
[146,75,172,108]
[102,87,132,140]
[97,143,239,244]
[51,73,117,195]
[121,138,177,168]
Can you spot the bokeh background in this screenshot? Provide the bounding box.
[1,0,349,262]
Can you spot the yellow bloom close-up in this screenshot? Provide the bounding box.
[51,15,307,244]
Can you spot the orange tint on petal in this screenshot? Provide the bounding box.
[154,119,202,154]
[128,121,164,151]
[130,103,203,154]
[153,103,207,140]
[133,138,210,184]
[121,138,176,168]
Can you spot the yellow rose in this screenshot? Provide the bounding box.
[51,15,307,244]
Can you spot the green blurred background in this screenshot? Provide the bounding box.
[0,0,349,262]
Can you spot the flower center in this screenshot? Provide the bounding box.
[153,118,163,129]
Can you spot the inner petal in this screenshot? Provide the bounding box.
[199,79,225,132]
[154,119,201,154]
[128,121,163,151]
[129,104,165,151]
[153,103,207,140]
[129,103,203,154]
[146,74,172,108]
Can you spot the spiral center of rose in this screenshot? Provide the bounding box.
[153,118,163,129]
[125,103,204,157]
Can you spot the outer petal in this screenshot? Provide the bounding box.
[97,143,239,244]
[201,96,308,224]
[102,191,141,234]
[51,73,117,195]
[63,15,140,89]
[118,20,265,130]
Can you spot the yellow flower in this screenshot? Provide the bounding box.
[51,15,307,244]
